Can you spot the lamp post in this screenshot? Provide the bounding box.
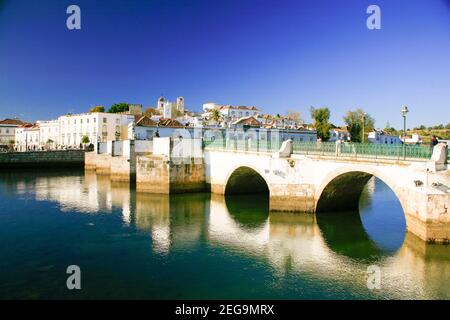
[401,106,409,159]
[362,112,367,143]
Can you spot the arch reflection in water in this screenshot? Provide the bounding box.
[1,170,449,299]
[316,176,406,261]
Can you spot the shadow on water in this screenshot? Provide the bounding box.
[225,194,269,229]
[316,177,406,262]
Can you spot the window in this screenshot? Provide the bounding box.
[245,112,249,116]
[103,118,107,123]
[94,118,96,123]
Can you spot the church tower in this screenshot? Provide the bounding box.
[176,96,185,114]
[157,96,166,111]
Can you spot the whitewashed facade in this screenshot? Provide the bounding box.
[38,120,60,148]
[58,112,135,147]
[0,119,24,147]
[329,128,351,142]
[368,130,402,144]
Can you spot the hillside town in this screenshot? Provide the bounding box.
[0,96,447,152]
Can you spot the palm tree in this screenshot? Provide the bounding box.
[209,109,223,124]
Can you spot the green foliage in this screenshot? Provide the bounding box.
[108,103,129,113]
[310,107,331,141]
[81,136,90,144]
[90,106,105,113]
[209,109,222,123]
[343,109,375,142]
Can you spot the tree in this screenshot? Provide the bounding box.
[8,139,15,151]
[287,109,302,120]
[445,123,450,130]
[384,121,397,135]
[286,110,303,127]
[343,109,375,142]
[310,107,331,141]
[108,103,129,113]
[81,136,90,145]
[209,109,223,124]
[90,106,105,113]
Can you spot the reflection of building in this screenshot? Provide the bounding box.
[2,170,449,298]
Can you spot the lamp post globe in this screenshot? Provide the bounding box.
[401,106,409,159]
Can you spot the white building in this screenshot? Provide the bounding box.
[329,128,351,142]
[257,114,302,129]
[0,118,25,148]
[38,120,59,148]
[368,130,402,144]
[157,96,185,119]
[129,116,187,140]
[219,105,260,120]
[58,112,136,147]
[202,102,220,112]
[15,123,40,151]
[402,134,422,145]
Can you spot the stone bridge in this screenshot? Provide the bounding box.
[85,138,450,243]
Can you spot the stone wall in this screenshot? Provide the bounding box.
[0,150,85,168]
[85,152,112,174]
[136,154,205,194]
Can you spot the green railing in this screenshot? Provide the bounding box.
[205,139,434,161]
[204,138,282,153]
[292,141,432,161]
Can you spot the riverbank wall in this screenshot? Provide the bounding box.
[0,150,85,168]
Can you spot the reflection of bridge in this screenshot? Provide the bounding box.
[6,171,449,298]
[85,137,450,243]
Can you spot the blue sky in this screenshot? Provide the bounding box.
[0,0,449,128]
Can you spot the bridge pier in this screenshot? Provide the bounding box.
[269,184,316,213]
[136,154,206,194]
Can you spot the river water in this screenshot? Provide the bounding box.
[0,170,449,299]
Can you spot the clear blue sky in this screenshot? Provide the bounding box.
[0,0,449,128]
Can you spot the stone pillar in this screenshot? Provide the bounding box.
[402,190,450,244]
[269,183,316,213]
[136,154,205,194]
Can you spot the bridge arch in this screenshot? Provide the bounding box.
[224,165,270,195]
[315,166,407,215]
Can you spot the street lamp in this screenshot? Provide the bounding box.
[362,112,367,143]
[401,106,409,159]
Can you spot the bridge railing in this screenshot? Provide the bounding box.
[204,138,282,153]
[205,138,434,161]
[205,138,433,161]
[292,141,432,161]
